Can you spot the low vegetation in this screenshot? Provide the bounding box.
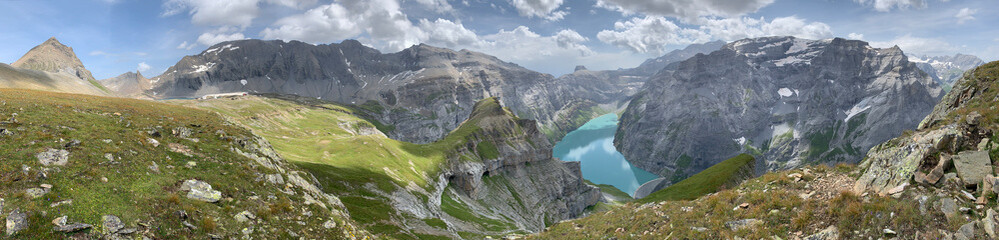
[640,154,755,203]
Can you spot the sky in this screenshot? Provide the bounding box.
[0,0,996,79]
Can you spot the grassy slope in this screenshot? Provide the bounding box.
[638,154,755,203]
[534,164,948,239]
[0,89,362,239]
[186,95,526,239]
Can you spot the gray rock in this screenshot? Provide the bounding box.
[956,221,976,240]
[618,36,942,179]
[63,139,81,148]
[36,148,69,166]
[102,215,124,234]
[149,161,160,173]
[118,228,137,234]
[25,188,48,199]
[5,209,27,236]
[53,223,92,233]
[241,226,254,235]
[104,153,114,162]
[52,216,67,226]
[180,179,222,202]
[173,127,193,138]
[0,128,13,137]
[323,219,337,229]
[804,225,839,240]
[234,211,256,223]
[954,151,992,187]
[984,209,998,238]
[941,198,958,218]
[724,218,762,231]
[182,220,198,230]
[147,138,159,147]
[265,174,284,185]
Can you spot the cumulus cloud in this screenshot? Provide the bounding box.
[597,16,831,54]
[595,0,774,20]
[955,8,976,24]
[510,0,568,21]
[869,34,957,56]
[848,33,865,40]
[197,27,247,46]
[138,62,152,72]
[853,0,926,12]
[265,0,318,9]
[162,0,260,27]
[415,0,454,13]
[418,19,480,48]
[555,29,595,56]
[261,0,423,51]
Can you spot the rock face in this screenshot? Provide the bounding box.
[100,71,152,98]
[855,61,998,194]
[387,98,600,235]
[616,36,943,181]
[910,54,984,89]
[149,39,722,144]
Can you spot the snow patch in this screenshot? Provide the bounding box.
[191,62,216,73]
[733,137,747,145]
[778,88,794,97]
[240,79,247,85]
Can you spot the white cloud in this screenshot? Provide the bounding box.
[90,51,109,56]
[555,29,595,56]
[595,0,774,20]
[415,0,454,13]
[138,62,152,72]
[848,33,865,40]
[597,16,831,54]
[177,41,196,50]
[510,0,567,21]
[869,34,957,56]
[418,19,480,48]
[261,0,423,51]
[197,27,247,46]
[853,0,926,12]
[596,16,709,54]
[162,0,260,27]
[955,8,976,24]
[265,0,317,9]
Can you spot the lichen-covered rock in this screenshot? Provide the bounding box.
[36,148,69,166]
[180,179,222,203]
[5,209,27,236]
[724,219,762,231]
[101,215,123,234]
[854,126,958,194]
[954,151,992,187]
[804,225,840,240]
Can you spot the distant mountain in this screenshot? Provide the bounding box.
[13,37,97,82]
[148,39,722,144]
[100,71,151,98]
[909,53,984,90]
[616,36,943,182]
[0,37,109,96]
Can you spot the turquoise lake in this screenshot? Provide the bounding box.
[553,114,659,197]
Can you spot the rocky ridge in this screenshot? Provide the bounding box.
[910,54,984,89]
[616,36,943,183]
[100,71,152,98]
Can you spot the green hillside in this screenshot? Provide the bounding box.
[639,154,756,203]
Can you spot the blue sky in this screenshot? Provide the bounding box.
[1,0,996,79]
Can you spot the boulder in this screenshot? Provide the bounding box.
[5,209,27,236]
[984,209,999,239]
[954,151,992,187]
[173,127,193,138]
[52,216,67,226]
[265,174,285,185]
[102,215,123,234]
[941,198,958,219]
[323,219,337,229]
[926,154,953,184]
[234,211,256,223]
[53,223,92,233]
[36,148,69,166]
[180,179,222,203]
[25,188,48,199]
[804,225,839,240]
[956,221,977,240]
[724,218,761,231]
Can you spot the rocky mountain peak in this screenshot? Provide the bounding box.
[12,37,96,82]
[574,65,588,71]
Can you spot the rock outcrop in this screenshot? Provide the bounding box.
[616,36,943,182]
[855,61,998,194]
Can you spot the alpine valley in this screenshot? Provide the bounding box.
[1,5,998,239]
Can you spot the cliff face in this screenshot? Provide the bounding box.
[389,98,601,235]
[616,36,943,182]
[856,61,999,194]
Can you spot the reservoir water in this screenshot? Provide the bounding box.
[553,114,659,197]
